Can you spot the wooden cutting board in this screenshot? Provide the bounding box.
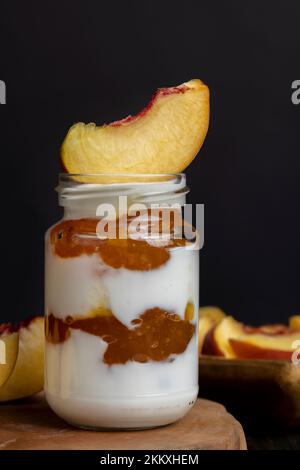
[0,393,247,450]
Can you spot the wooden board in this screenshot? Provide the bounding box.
[0,393,246,450]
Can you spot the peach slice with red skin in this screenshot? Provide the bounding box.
[198,306,225,353]
[61,79,209,175]
[202,326,224,357]
[228,339,293,360]
[0,324,19,388]
[0,317,44,401]
[209,316,300,360]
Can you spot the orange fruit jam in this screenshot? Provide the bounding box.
[45,307,195,365]
[50,212,190,271]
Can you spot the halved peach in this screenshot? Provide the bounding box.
[0,325,19,388]
[0,317,44,401]
[61,79,209,174]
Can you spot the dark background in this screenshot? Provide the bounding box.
[0,0,299,325]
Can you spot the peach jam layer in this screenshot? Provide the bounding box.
[50,214,189,271]
[45,307,195,365]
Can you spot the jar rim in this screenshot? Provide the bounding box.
[56,173,189,208]
[58,173,185,185]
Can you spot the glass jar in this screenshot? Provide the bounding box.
[44,174,199,429]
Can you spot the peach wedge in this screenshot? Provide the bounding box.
[0,317,44,401]
[0,327,19,388]
[61,79,210,174]
[198,306,225,353]
[213,316,300,360]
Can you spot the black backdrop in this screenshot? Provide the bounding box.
[0,0,299,324]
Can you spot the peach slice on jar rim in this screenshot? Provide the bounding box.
[61,79,210,175]
[0,325,19,388]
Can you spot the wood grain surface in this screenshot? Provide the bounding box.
[0,393,246,450]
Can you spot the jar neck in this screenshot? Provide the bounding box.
[56,174,189,219]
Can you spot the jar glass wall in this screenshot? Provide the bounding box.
[44,174,199,429]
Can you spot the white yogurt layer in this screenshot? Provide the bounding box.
[45,247,109,317]
[102,247,198,326]
[45,388,198,429]
[45,330,198,398]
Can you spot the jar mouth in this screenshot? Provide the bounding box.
[59,173,185,186]
[57,173,189,209]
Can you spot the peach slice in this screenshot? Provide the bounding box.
[289,315,300,331]
[198,306,225,354]
[213,316,300,360]
[201,326,224,357]
[61,79,209,174]
[228,339,293,360]
[0,325,19,388]
[200,306,225,324]
[0,317,44,401]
